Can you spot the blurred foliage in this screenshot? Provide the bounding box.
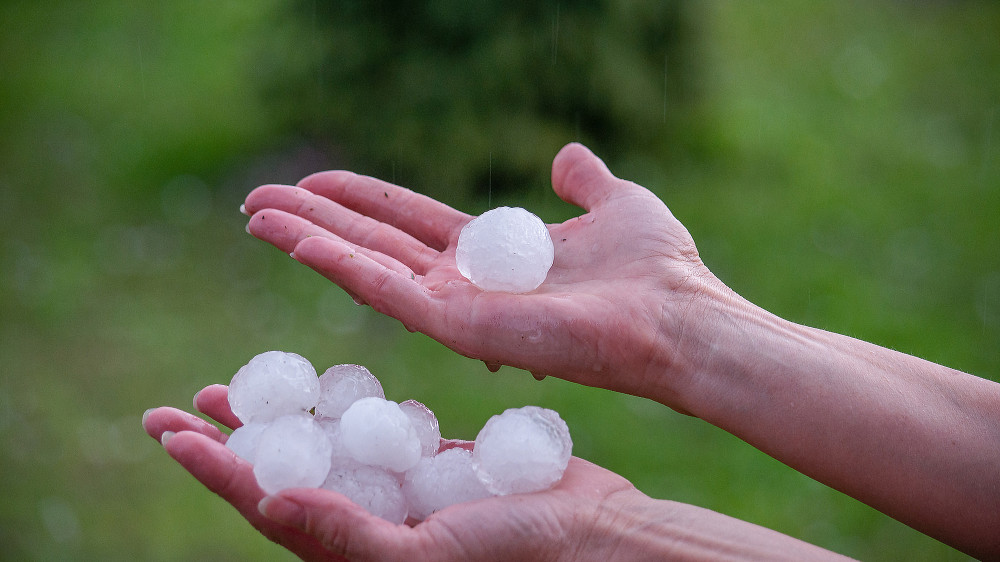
[265,0,696,210]
[0,1,997,561]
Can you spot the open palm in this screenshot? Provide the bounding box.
[243,143,718,399]
[142,385,642,562]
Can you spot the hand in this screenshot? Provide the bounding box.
[141,385,638,562]
[143,386,846,561]
[243,143,725,407]
[142,385,339,561]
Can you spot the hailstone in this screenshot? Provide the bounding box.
[215,351,575,523]
[455,207,554,293]
[228,351,320,424]
[472,406,572,495]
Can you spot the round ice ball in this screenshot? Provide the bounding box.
[322,464,408,524]
[399,399,442,457]
[455,207,554,293]
[315,364,385,420]
[225,421,269,463]
[228,351,320,424]
[252,414,333,495]
[403,447,492,521]
[340,397,423,473]
[472,406,572,496]
[315,417,353,464]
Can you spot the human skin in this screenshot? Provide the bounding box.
[142,385,852,561]
[239,142,1000,559]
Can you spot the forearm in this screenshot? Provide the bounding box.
[571,494,853,561]
[670,290,1000,558]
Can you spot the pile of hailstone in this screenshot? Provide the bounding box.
[226,351,573,523]
[455,206,554,293]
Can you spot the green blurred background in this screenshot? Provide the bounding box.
[2,1,997,560]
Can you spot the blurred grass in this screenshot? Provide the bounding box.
[1,1,997,561]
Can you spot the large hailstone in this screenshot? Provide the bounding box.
[228,351,320,424]
[226,421,268,462]
[315,364,385,420]
[322,463,408,524]
[455,207,554,293]
[403,447,492,521]
[472,406,572,495]
[399,399,442,458]
[252,414,333,495]
[339,397,423,473]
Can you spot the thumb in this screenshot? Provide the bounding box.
[259,490,414,562]
[550,142,623,211]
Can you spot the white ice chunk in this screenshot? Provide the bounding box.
[315,364,385,420]
[403,447,493,521]
[455,207,554,293]
[399,399,442,457]
[340,397,422,473]
[472,406,572,495]
[322,464,408,524]
[226,421,268,463]
[228,351,320,424]
[316,416,365,471]
[252,414,333,495]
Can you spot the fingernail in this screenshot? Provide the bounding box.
[239,204,248,216]
[258,495,274,515]
[141,408,155,429]
[245,221,252,234]
[192,389,202,411]
[258,496,305,529]
[160,431,176,447]
[289,252,296,260]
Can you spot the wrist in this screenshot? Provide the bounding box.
[568,493,849,561]
[635,270,754,416]
[672,287,820,430]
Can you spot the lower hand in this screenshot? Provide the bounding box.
[141,385,642,562]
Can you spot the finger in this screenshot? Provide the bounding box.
[248,209,424,279]
[164,430,258,505]
[261,488,417,561]
[247,207,344,254]
[296,170,471,252]
[292,235,439,334]
[555,457,637,499]
[437,439,474,453]
[163,431,338,561]
[142,406,228,444]
[193,384,242,430]
[550,142,625,211]
[246,186,440,273]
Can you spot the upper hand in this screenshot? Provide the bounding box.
[243,143,722,406]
